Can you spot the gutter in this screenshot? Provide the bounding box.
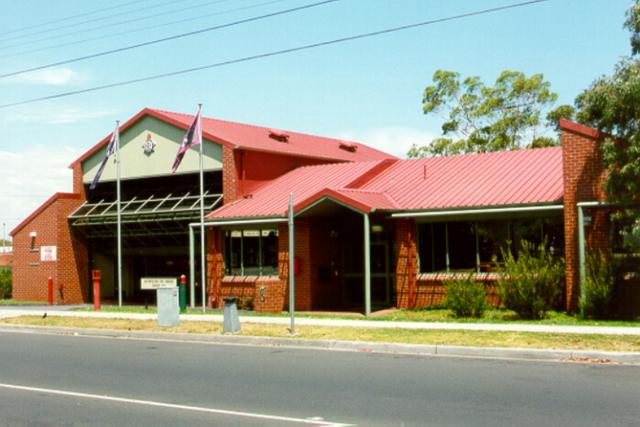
[391,204,564,219]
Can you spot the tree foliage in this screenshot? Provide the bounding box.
[575,2,640,204]
[409,70,573,157]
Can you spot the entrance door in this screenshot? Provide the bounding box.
[371,241,391,307]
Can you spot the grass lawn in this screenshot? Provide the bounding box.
[0,299,44,306]
[2,315,640,352]
[71,306,640,327]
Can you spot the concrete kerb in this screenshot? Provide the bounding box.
[2,309,640,336]
[0,323,639,365]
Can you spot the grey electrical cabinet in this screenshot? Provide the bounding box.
[157,287,180,327]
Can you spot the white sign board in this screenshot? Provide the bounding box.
[40,246,57,262]
[141,277,177,290]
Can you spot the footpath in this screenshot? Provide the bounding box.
[1,306,640,364]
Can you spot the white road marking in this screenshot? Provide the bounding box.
[0,383,353,426]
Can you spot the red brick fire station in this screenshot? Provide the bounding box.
[10,108,639,315]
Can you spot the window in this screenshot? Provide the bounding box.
[224,229,278,276]
[417,216,564,274]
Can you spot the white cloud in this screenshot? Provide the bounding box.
[0,145,79,234]
[2,67,86,86]
[338,127,438,158]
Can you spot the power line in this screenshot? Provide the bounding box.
[0,0,188,44]
[0,0,146,37]
[0,0,290,60]
[0,0,552,110]
[0,0,338,80]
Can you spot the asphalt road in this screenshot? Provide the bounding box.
[0,330,638,426]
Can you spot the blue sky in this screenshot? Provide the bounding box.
[0,0,633,233]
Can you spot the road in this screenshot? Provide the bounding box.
[0,330,638,426]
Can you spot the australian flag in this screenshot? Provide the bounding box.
[171,107,201,173]
[89,124,119,190]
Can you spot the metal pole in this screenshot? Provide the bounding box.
[115,120,123,308]
[197,104,206,313]
[288,193,295,335]
[364,213,371,316]
[578,205,586,317]
[445,222,450,273]
[2,222,5,249]
[189,224,195,309]
[475,221,480,273]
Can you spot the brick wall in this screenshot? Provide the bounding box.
[395,218,418,309]
[11,194,86,303]
[414,273,501,308]
[561,120,608,311]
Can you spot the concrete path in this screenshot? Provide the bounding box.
[2,306,640,335]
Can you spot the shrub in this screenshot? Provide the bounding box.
[444,275,487,318]
[498,240,564,320]
[0,268,11,299]
[580,251,617,319]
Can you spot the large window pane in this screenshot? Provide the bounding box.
[477,220,510,268]
[418,223,447,273]
[448,222,475,271]
[224,228,278,276]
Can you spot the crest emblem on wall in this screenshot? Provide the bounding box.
[142,132,156,156]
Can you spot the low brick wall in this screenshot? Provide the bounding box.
[253,277,286,313]
[414,273,502,308]
[219,276,285,313]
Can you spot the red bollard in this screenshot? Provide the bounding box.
[47,277,53,305]
[92,270,101,311]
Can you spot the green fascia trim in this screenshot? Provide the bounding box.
[392,203,564,223]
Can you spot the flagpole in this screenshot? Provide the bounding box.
[198,104,206,313]
[115,120,123,308]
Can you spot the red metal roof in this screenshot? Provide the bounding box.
[71,108,394,167]
[209,161,393,219]
[365,146,564,211]
[207,147,564,220]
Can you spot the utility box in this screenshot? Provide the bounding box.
[157,287,180,327]
[223,297,241,333]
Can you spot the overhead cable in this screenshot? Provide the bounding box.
[0,0,290,59]
[0,0,551,110]
[0,0,146,37]
[0,0,338,79]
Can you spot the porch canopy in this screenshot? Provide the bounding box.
[69,191,223,238]
[206,147,565,314]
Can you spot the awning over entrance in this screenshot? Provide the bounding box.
[69,191,223,238]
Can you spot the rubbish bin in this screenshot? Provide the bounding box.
[223,296,240,333]
[157,287,180,327]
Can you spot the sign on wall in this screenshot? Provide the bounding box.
[40,246,57,262]
[140,277,177,290]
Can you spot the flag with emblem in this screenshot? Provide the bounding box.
[90,123,119,190]
[171,107,202,173]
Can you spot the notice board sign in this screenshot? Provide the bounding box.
[141,277,177,290]
[40,246,57,262]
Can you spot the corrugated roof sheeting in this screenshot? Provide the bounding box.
[333,189,399,211]
[208,146,564,221]
[153,109,395,163]
[209,161,387,219]
[364,147,563,210]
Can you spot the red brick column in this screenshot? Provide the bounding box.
[278,219,312,311]
[206,228,224,308]
[222,146,240,203]
[395,218,417,309]
[560,120,608,311]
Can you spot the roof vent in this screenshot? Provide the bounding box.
[268,129,289,142]
[339,142,358,152]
